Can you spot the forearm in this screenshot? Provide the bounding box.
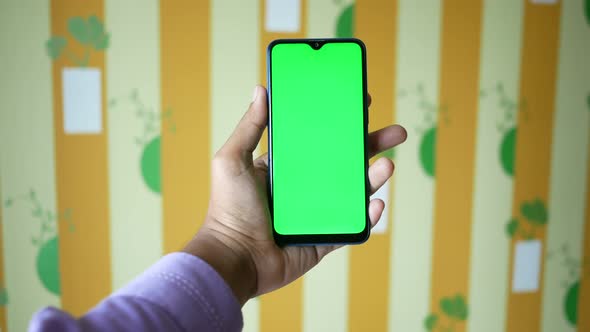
[183,218,258,306]
[29,253,243,332]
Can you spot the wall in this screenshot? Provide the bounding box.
[0,0,589,331]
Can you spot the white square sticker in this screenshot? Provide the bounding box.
[370,179,390,234]
[62,67,102,134]
[265,0,301,33]
[512,240,543,293]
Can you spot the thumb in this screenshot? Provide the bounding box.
[222,85,268,158]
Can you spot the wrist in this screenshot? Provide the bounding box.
[183,218,258,306]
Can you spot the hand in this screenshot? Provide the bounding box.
[183,86,407,306]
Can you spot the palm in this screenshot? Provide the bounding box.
[203,86,406,299]
[209,151,335,296]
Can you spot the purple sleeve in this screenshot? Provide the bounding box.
[28,253,243,332]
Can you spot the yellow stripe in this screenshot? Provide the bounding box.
[505,2,562,331]
[0,182,5,332]
[429,1,482,331]
[51,0,112,315]
[348,1,397,331]
[160,1,211,253]
[258,1,306,331]
[580,146,590,332]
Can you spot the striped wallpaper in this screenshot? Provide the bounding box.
[0,0,589,331]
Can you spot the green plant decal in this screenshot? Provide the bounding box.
[141,137,162,193]
[0,287,8,306]
[398,83,448,177]
[480,82,526,176]
[505,198,547,240]
[420,127,436,177]
[521,198,548,225]
[585,0,590,26]
[565,281,579,325]
[545,243,590,326]
[425,294,468,331]
[335,4,354,38]
[500,127,517,176]
[424,313,438,331]
[4,189,74,295]
[46,15,110,66]
[37,237,60,295]
[109,90,175,194]
[46,36,67,60]
[506,218,519,238]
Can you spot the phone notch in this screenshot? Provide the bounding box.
[309,40,325,50]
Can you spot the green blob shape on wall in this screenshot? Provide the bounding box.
[420,127,437,177]
[336,4,354,38]
[440,294,468,321]
[521,198,548,225]
[564,280,579,326]
[36,236,60,296]
[424,313,438,331]
[585,0,590,26]
[141,136,161,194]
[500,127,517,176]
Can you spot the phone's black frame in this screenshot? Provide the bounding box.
[267,38,371,246]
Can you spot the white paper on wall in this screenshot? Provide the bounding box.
[370,179,390,234]
[62,67,102,134]
[511,240,543,293]
[265,0,301,33]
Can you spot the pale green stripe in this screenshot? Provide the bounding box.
[211,0,260,157]
[210,1,260,331]
[388,1,441,331]
[541,1,590,331]
[242,298,260,332]
[467,1,524,331]
[0,1,60,331]
[105,0,163,290]
[302,2,353,332]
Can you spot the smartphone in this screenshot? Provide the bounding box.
[267,38,369,246]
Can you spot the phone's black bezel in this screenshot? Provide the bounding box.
[267,38,371,246]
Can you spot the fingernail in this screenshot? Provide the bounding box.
[252,86,259,102]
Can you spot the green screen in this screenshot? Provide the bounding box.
[270,41,366,235]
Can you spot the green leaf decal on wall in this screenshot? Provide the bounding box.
[336,4,354,38]
[440,294,468,321]
[424,313,438,331]
[46,36,67,60]
[506,218,519,238]
[564,280,579,326]
[68,17,91,44]
[36,236,60,295]
[420,127,437,177]
[521,198,548,225]
[500,127,517,176]
[0,287,8,306]
[141,136,162,193]
[585,0,590,26]
[47,15,109,66]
